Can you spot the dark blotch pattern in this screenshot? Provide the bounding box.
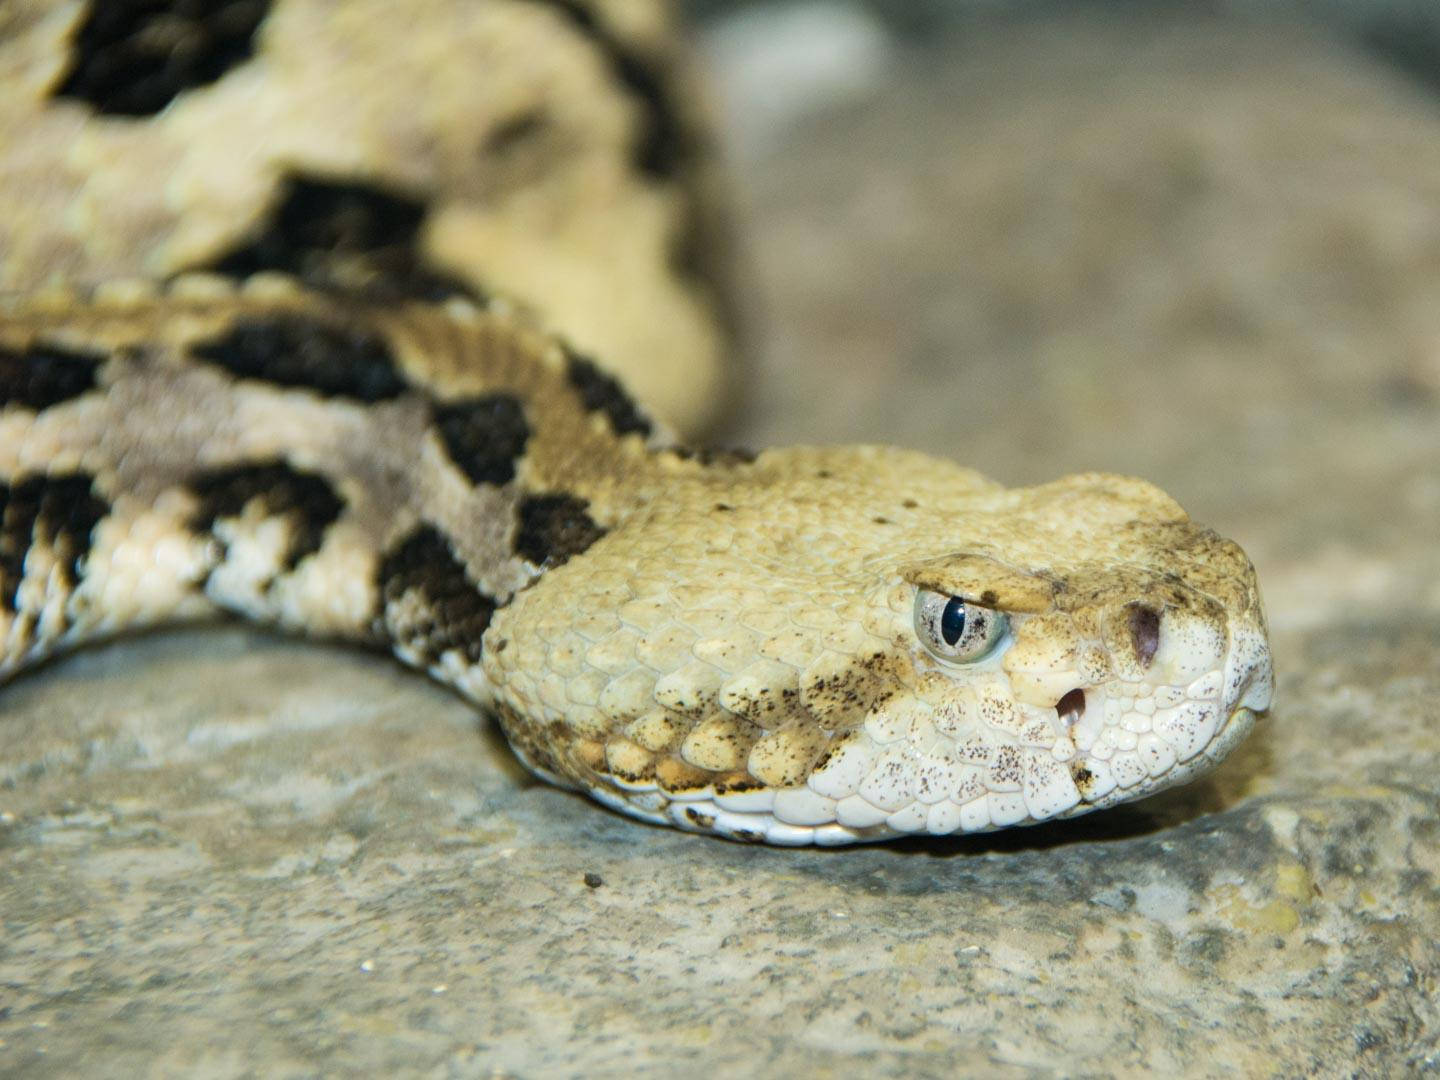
[515,494,605,568]
[378,525,495,664]
[191,313,408,402]
[0,342,103,411]
[433,394,530,487]
[204,175,477,301]
[53,0,271,116]
[189,461,344,570]
[0,472,108,612]
[1126,603,1162,669]
[564,348,652,438]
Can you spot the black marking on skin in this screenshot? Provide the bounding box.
[0,472,108,612]
[515,494,605,568]
[433,394,530,487]
[53,0,271,116]
[191,313,409,402]
[189,461,344,570]
[563,347,652,438]
[1126,603,1162,669]
[0,342,103,411]
[204,175,478,301]
[714,774,765,795]
[378,525,496,664]
[534,0,688,178]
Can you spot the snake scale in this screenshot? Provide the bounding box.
[0,0,1272,845]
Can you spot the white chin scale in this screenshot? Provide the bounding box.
[580,699,1264,848]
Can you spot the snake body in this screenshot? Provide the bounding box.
[0,279,1272,844]
[0,1,1273,844]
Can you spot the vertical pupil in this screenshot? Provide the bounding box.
[940,597,967,647]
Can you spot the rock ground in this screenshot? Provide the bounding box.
[3,9,1439,1078]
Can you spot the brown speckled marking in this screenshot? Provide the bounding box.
[656,757,712,794]
[801,650,902,728]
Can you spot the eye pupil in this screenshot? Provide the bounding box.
[913,589,1010,666]
[940,597,967,646]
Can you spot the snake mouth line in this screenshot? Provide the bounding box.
[1207,705,1260,764]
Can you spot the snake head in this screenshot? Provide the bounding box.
[797,470,1273,838]
[484,453,1271,844]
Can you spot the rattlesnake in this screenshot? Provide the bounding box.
[0,1,1272,844]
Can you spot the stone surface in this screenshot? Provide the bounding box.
[3,9,1440,1077]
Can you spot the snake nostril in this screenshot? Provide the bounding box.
[1125,603,1161,669]
[1056,687,1086,726]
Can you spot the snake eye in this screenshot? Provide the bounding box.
[913,589,1009,665]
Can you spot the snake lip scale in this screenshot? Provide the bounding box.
[0,275,1273,845]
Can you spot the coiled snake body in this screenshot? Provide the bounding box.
[0,1,1272,844]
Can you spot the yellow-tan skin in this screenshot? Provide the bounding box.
[0,282,1272,845]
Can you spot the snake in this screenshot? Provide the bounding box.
[0,1,1273,845]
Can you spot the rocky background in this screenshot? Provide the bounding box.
[3,3,1439,1076]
